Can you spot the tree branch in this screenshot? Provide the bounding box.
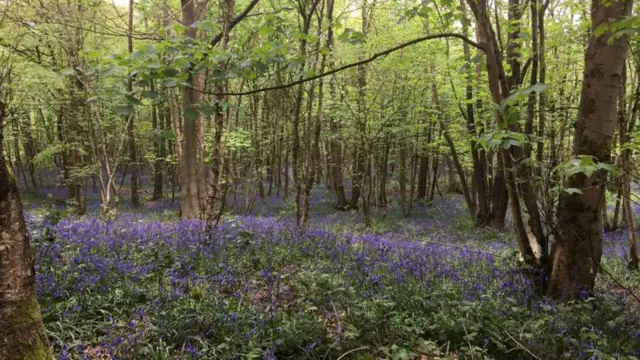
[208,33,484,96]
[210,0,261,47]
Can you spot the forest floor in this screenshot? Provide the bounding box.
[23,185,640,360]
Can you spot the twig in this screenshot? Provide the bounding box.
[336,346,370,360]
[505,332,539,359]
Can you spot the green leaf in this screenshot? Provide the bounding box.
[125,94,141,106]
[117,106,134,117]
[338,28,367,45]
[563,188,583,195]
[60,68,76,76]
[259,24,275,36]
[142,90,159,99]
[185,108,199,121]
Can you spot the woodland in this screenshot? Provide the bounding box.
[1,0,640,358]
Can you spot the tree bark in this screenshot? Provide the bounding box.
[461,0,489,226]
[326,0,348,210]
[180,0,208,218]
[205,0,234,222]
[151,81,164,201]
[127,0,140,207]
[0,101,52,360]
[549,0,633,298]
[468,0,537,264]
[617,64,639,269]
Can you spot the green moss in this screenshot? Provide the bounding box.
[23,343,51,360]
[4,298,53,360]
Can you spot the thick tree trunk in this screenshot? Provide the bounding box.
[549,0,632,298]
[0,101,52,360]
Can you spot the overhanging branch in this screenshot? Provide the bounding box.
[207,33,483,96]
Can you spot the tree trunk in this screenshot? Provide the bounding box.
[399,143,407,215]
[351,0,373,210]
[490,155,508,229]
[461,0,489,225]
[617,65,639,270]
[180,0,207,218]
[549,0,632,298]
[205,0,233,222]
[443,130,474,217]
[151,81,164,201]
[127,0,140,207]
[21,115,37,189]
[0,101,52,360]
[468,0,540,264]
[326,0,348,210]
[11,118,28,189]
[417,152,429,201]
[292,0,320,224]
[302,1,326,224]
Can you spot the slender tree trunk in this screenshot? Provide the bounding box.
[0,101,52,360]
[399,143,407,215]
[491,155,508,229]
[151,81,164,200]
[291,0,320,225]
[549,0,633,298]
[351,0,373,210]
[326,0,348,210]
[468,0,536,263]
[180,0,207,218]
[443,130,474,216]
[461,0,489,225]
[127,0,140,207]
[205,0,233,221]
[11,119,28,189]
[20,115,37,189]
[56,106,68,189]
[536,0,547,167]
[302,1,326,224]
[618,65,639,269]
[417,149,429,200]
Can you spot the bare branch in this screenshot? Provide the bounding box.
[210,0,261,47]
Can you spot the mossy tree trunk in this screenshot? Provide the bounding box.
[548,0,633,299]
[0,101,52,359]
